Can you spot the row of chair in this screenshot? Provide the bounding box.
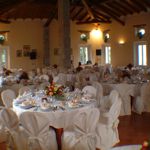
[1,86,31,108]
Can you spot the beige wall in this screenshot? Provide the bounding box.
[1,12,150,70]
[0,19,44,71]
[49,12,150,68]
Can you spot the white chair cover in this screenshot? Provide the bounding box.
[53,76,59,83]
[19,86,31,96]
[62,108,100,150]
[100,90,119,114]
[20,111,57,150]
[38,82,49,90]
[96,97,122,150]
[134,83,150,113]
[1,89,16,108]
[0,106,7,144]
[57,73,67,85]
[42,68,48,74]
[0,108,28,150]
[82,85,97,98]
[114,83,134,116]
[91,81,103,106]
[39,74,49,82]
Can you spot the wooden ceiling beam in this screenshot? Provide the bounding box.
[70,6,76,14]
[106,2,128,16]
[92,8,111,22]
[131,0,147,12]
[76,19,111,24]
[81,0,95,19]
[112,1,133,15]
[44,9,57,27]
[100,4,121,17]
[124,0,141,13]
[84,16,91,22]
[0,0,29,16]
[72,7,83,21]
[0,19,10,24]
[81,14,90,22]
[144,0,150,7]
[78,11,88,21]
[95,14,111,23]
[92,9,110,20]
[94,4,125,25]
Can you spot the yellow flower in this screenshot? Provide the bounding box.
[143,141,149,147]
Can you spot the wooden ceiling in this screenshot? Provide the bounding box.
[0,0,150,26]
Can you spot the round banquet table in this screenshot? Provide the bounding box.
[13,96,97,150]
[13,98,97,129]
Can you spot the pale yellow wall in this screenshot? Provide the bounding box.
[49,12,150,68]
[101,12,150,67]
[49,20,104,67]
[1,12,150,70]
[0,19,44,71]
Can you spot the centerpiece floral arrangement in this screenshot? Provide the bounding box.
[45,82,64,97]
[141,140,150,150]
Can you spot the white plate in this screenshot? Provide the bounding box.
[20,105,34,109]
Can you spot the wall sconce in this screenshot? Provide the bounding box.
[103,29,110,43]
[118,39,125,44]
[137,28,145,39]
[78,30,90,42]
[0,35,5,44]
[0,30,9,44]
[134,24,146,39]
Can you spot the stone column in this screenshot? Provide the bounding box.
[43,26,50,66]
[58,0,71,69]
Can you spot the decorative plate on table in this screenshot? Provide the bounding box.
[19,101,35,109]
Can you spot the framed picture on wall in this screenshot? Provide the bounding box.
[16,49,22,57]
[23,45,30,57]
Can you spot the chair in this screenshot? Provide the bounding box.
[57,73,67,85]
[82,85,97,98]
[114,83,134,116]
[100,90,119,114]
[20,111,57,150]
[53,76,59,83]
[62,108,100,150]
[134,82,150,113]
[91,81,103,107]
[1,89,16,108]
[18,86,31,96]
[39,74,49,82]
[0,108,28,150]
[0,106,7,150]
[38,82,49,90]
[96,96,122,150]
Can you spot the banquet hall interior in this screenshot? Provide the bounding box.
[0,0,150,150]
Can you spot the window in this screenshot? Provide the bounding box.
[0,46,9,68]
[105,45,111,64]
[138,44,147,66]
[134,42,147,66]
[79,45,91,64]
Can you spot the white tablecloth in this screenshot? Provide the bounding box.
[13,100,97,129]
